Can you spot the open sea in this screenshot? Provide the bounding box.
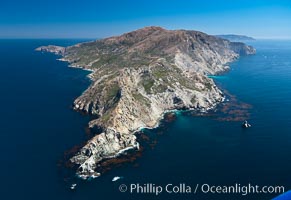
[0,39,291,200]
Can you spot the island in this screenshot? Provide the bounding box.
[36,26,255,179]
[214,34,256,42]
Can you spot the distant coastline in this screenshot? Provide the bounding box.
[215,34,256,42]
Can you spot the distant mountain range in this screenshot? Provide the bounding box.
[215,34,256,42]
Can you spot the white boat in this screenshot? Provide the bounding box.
[112,176,122,182]
[242,121,251,128]
[70,183,77,190]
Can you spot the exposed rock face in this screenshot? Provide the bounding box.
[36,26,255,179]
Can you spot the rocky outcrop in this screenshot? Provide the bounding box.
[36,26,255,179]
[70,128,138,179]
[230,42,256,55]
[35,45,65,55]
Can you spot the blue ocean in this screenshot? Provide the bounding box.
[0,39,290,200]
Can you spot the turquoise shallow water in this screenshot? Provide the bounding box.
[0,39,290,200]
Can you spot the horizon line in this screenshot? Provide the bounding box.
[1,37,291,40]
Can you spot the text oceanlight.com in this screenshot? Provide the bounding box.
[118,183,285,196]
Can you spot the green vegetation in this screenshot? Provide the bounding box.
[106,83,120,100]
[152,67,168,79]
[139,73,155,94]
[191,97,196,104]
[152,83,168,93]
[132,93,151,107]
[101,111,111,122]
[205,82,213,90]
[142,79,154,93]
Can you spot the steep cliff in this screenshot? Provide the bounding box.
[37,26,255,179]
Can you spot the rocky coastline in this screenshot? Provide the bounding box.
[36,26,255,179]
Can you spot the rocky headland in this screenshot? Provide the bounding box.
[36,26,255,179]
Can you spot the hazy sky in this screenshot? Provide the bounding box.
[1,0,291,39]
